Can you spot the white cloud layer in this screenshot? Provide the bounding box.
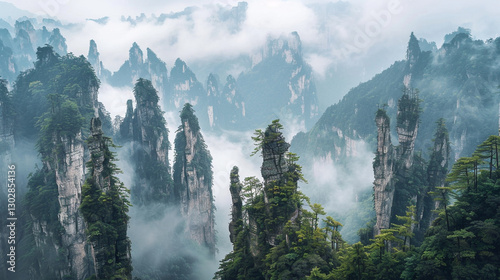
[5,0,500,104]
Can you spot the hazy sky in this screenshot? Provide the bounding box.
[3,0,500,105]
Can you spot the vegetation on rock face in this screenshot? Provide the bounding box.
[216,119,500,280]
[120,78,172,207]
[174,103,213,191]
[173,103,215,252]
[12,45,111,141]
[371,91,452,246]
[18,46,103,280]
[215,120,340,280]
[295,133,500,280]
[81,118,132,280]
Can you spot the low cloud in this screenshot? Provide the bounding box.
[98,82,134,118]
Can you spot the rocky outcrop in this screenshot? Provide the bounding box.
[27,105,93,280]
[258,121,300,247]
[396,90,420,169]
[373,91,421,236]
[48,28,67,55]
[82,118,132,280]
[145,48,168,103]
[224,120,301,265]
[206,73,219,128]
[261,122,290,184]
[53,132,90,279]
[373,109,395,234]
[110,42,148,87]
[173,103,216,256]
[403,32,421,88]
[87,39,101,77]
[206,74,246,129]
[0,40,16,81]
[127,79,172,206]
[228,166,243,243]
[422,119,450,229]
[87,40,111,81]
[168,58,206,111]
[17,46,110,279]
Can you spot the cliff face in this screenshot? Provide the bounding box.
[122,79,172,206]
[0,40,17,81]
[373,109,395,234]
[173,103,216,256]
[168,58,206,111]
[109,43,168,95]
[206,73,219,128]
[145,48,168,103]
[373,91,422,236]
[82,118,132,280]
[372,90,451,242]
[87,40,101,77]
[228,166,243,244]
[261,122,291,185]
[53,132,90,279]
[205,74,246,129]
[14,46,115,279]
[217,120,316,279]
[396,90,420,170]
[48,28,67,56]
[28,104,93,280]
[421,120,450,231]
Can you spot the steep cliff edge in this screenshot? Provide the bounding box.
[173,103,216,256]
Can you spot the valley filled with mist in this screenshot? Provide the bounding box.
[1,1,500,279]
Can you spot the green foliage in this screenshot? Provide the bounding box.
[251,119,285,157]
[173,103,213,203]
[216,120,336,280]
[408,134,500,279]
[396,88,421,134]
[24,169,61,236]
[12,45,100,140]
[80,119,132,280]
[179,103,200,134]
